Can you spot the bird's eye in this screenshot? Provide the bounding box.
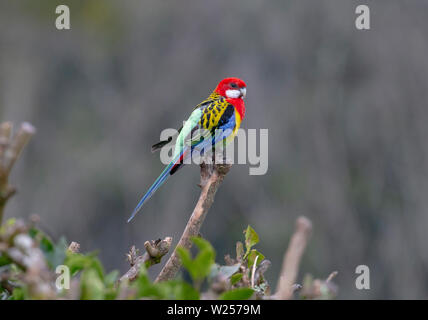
[230,83,237,88]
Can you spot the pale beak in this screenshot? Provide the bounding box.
[240,87,247,98]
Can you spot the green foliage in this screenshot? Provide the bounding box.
[177,237,215,282]
[244,226,259,259]
[1,219,274,300]
[80,269,105,300]
[230,273,243,285]
[10,287,27,300]
[79,266,121,300]
[131,266,200,300]
[29,228,68,269]
[158,280,200,300]
[64,252,104,279]
[64,249,121,300]
[0,218,16,232]
[0,253,11,267]
[247,249,265,268]
[219,288,254,300]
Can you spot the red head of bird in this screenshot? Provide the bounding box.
[214,77,247,120]
[215,77,247,99]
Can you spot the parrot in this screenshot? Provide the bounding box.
[128,77,247,222]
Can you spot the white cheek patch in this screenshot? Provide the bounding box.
[225,89,241,99]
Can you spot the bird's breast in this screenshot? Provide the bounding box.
[232,109,242,137]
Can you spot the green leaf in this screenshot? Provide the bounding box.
[209,263,220,279]
[29,228,52,245]
[103,289,118,300]
[89,257,104,280]
[159,280,200,300]
[64,252,104,280]
[132,266,167,299]
[0,218,16,235]
[133,274,200,300]
[192,237,215,279]
[192,237,214,252]
[64,253,90,275]
[80,269,105,300]
[10,287,27,300]
[244,226,259,256]
[45,237,68,269]
[104,270,119,288]
[29,229,67,269]
[219,288,254,300]
[6,218,16,226]
[247,249,265,268]
[230,273,243,285]
[193,248,215,279]
[0,254,12,267]
[177,247,196,279]
[173,281,199,300]
[218,264,241,278]
[177,237,216,282]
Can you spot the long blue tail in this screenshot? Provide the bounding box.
[127,150,186,222]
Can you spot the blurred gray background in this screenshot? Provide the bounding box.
[1,0,428,299]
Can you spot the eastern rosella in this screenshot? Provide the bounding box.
[128,77,247,222]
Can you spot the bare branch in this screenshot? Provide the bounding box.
[0,122,12,162]
[3,122,36,175]
[155,162,232,282]
[120,237,172,282]
[300,271,339,299]
[125,245,139,266]
[0,122,36,224]
[274,216,312,300]
[326,270,338,283]
[254,259,271,285]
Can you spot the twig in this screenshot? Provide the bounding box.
[251,255,259,288]
[3,122,36,174]
[120,237,172,282]
[253,259,271,285]
[0,122,36,224]
[68,242,80,254]
[155,161,232,282]
[300,271,339,299]
[275,216,312,300]
[0,122,12,161]
[326,270,338,283]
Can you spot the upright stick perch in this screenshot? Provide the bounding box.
[155,161,231,282]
